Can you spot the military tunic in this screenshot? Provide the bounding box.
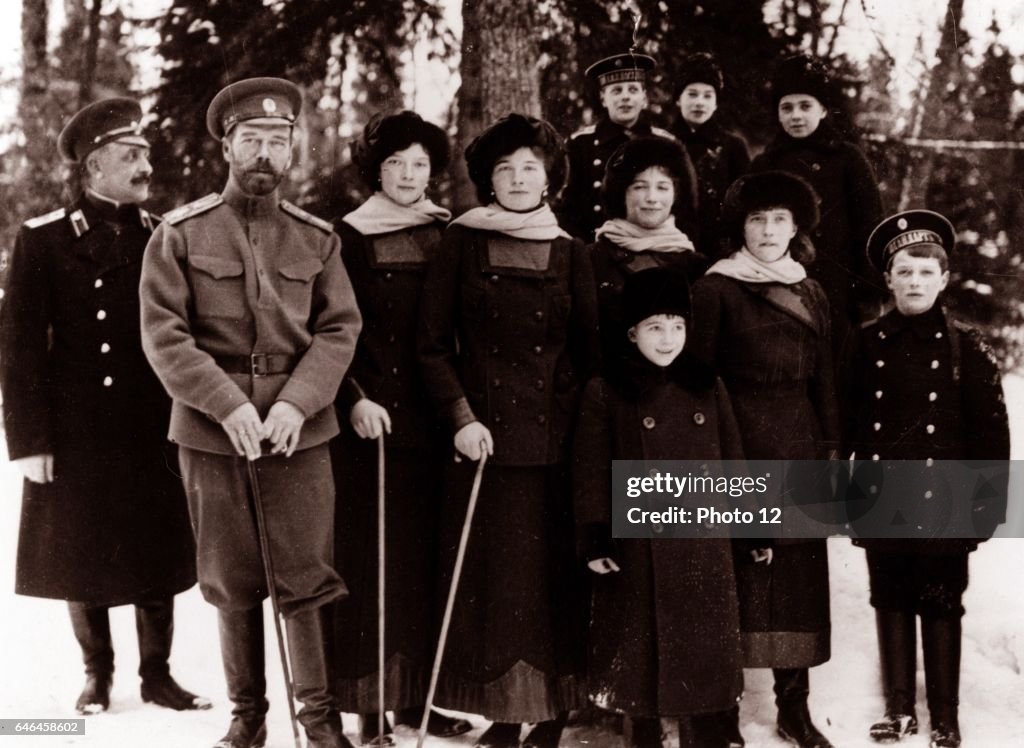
[329,219,446,711]
[845,307,1009,616]
[559,113,677,241]
[0,195,196,604]
[140,182,361,615]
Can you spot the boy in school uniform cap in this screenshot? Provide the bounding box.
[559,48,678,241]
[141,77,362,748]
[846,210,1010,748]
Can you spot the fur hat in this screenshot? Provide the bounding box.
[722,171,820,245]
[675,52,724,98]
[771,54,833,109]
[622,267,692,328]
[603,136,697,221]
[352,110,450,190]
[464,113,567,205]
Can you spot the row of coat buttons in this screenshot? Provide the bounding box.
[95,279,115,386]
[875,359,941,369]
[491,413,546,425]
[642,413,707,429]
[871,422,937,433]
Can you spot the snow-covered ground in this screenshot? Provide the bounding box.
[1,374,1022,747]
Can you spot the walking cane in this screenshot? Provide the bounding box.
[247,459,303,748]
[416,446,489,748]
[377,435,386,748]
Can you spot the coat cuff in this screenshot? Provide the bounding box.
[447,396,477,432]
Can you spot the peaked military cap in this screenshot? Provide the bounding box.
[206,77,303,139]
[866,210,956,272]
[57,98,149,163]
[585,51,657,88]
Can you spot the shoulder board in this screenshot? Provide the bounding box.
[860,318,880,330]
[23,208,67,230]
[570,124,597,139]
[280,200,333,233]
[164,194,224,226]
[651,126,678,142]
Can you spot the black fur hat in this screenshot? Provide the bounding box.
[622,267,692,328]
[771,54,834,109]
[602,136,697,222]
[722,171,820,247]
[464,113,567,205]
[675,52,724,98]
[352,110,450,190]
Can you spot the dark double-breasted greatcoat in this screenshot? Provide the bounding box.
[0,195,196,605]
[560,114,677,241]
[329,219,446,711]
[418,224,600,722]
[691,273,839,668]
[845,306,1010,558]
[572,359,744,717]
[750,125,883,356]
[671,116,750,260]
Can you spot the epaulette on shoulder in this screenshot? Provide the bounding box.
[139,208,160,232]
[860,317,880,330]
[164,194,223,226]
[280,200,333,233]
[570,124,597,139]
[23,208,66,230]
[651,126,678,142]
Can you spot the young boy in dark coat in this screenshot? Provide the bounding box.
[846,210,1010,748]
[573,268,745,748]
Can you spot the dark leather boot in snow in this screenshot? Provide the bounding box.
[394,706,473,738]
[137,598,212,710]
[869,609,918,742]
[774,668,834,748]
[213,607,268,748]
[923,616,962,748]
[69,603,114,715]
[629,716,663,748]
[358,713,394,746]
[475,721,522,748]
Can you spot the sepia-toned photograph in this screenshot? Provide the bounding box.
[0,1,1021,746]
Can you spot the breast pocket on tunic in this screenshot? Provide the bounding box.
[188,255,246,319]
[278,258,323,319]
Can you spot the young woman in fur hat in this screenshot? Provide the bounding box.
[328,111,473,745]
[750,54,882,361]
[573,267,745,748]
[670,52,751,260]
[690,171,840,748]
[590,135,707,369]
[418,113,600,748]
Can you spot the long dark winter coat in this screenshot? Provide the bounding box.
[750,123,882,356]
[329,220,447,711]
[572,354,744,717]
[845,306,1010,556]
[690,273,839,668]
[417,224,600,722]
[0,195,196,605]
[589,235,709,369]
[560,113,678,241]
[671,115,751,260]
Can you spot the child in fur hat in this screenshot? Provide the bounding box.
[573,267,745,747]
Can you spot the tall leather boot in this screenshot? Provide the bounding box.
[68,603,114,715]
[285,608,354,748]
[213,607,269,748]
[922,616,962,748]
[773,668,834,748]
[869,609,919,742]
[137,598,212,710]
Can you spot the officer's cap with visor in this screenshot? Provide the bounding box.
[58,98,149,164]
[866,210,956,273]
[206,77,303,140]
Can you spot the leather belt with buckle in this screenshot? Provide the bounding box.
[215,353,300,376]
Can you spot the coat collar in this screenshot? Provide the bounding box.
[221,178,280,221]
[594,111,657,145]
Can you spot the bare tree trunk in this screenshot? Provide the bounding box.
[78,0,102,107]
[453,0,542,212]
[18,0,61,212]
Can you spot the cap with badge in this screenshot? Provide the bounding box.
[866,210,956,272]
[206,77,303,139]
[57,98,149,164]
[586,52,657,88]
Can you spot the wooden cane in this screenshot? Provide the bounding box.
[377,434,386,748]
[417,446,488,748]
[247,458,303,748]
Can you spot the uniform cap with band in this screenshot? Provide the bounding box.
[57,98,149,163]
[585,52,657,88]
[206,77,303,139]
[865,210,956,272]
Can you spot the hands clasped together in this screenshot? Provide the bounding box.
[222,401,306,460]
